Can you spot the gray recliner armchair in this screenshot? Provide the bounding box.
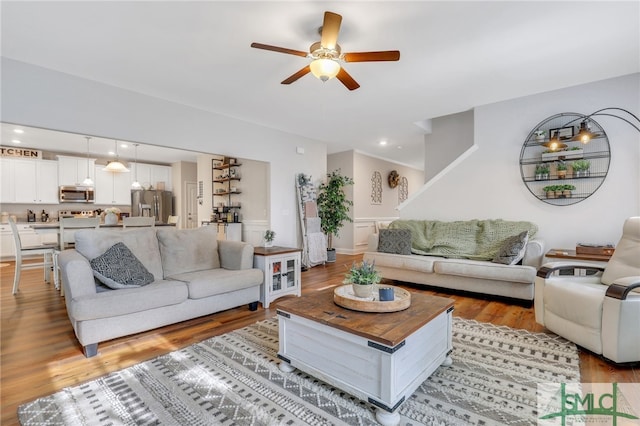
[535,217,640,363]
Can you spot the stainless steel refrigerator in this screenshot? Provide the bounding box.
[131,190,173,223]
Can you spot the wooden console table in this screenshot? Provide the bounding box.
[545,249,612,262]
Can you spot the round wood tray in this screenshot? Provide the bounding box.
[333,285,411,313]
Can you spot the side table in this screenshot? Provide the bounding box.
[545,248,613,263]
[253,246,302,308]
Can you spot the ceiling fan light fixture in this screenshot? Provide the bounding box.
[310,58,340,81]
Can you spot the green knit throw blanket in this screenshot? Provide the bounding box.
[389,219,538,260]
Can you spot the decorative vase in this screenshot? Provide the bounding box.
[264,240,273,248]
[105,212,118,225]
[351,283,374,298]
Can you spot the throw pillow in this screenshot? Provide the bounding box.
[378,229,412,255]
[90,242,155,289]
[492,231,529,265]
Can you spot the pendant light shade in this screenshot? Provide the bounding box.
[103,140,129,173]
[131,143,142,189]
[82,136,94,186]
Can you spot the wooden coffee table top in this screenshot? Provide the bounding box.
[276,287,454,347]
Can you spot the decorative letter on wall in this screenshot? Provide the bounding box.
[399,177,408,203]
[371,171,382,204]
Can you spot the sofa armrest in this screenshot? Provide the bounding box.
[605,276,640,300]
[58,249,98,298]
[218,240,254,270]
[367,233,379,252]
[522,238,544,268]
[537,261,606,278]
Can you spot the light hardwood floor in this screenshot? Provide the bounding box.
[1,254,638,425]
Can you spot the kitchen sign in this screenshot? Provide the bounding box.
[0,146,42,158]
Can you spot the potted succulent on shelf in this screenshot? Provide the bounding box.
[263,229,276,247]
[572,159,591,178]
[317,169,354,263]
[344,260,381,298]
[542,185,558,199]
[535,164,550,180]
[562,184,576,198]
[556,161,568,179]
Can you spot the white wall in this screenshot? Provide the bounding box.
[328,150,424,254]
[424,110,474,182]
[1,59,327,247]
[401,73,640,249]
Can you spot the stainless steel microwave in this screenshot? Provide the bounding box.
[59,186,95,203]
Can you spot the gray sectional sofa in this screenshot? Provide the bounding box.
[58,226,263,357]
[363,219,544,303]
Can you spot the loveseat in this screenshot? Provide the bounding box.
[363,219,544,303]
[58,226,263,357]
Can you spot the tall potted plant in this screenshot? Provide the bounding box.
[317,170,354,262]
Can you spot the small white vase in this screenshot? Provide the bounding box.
[351,283,374,298]
[105,213,118,225]
[264,240,273,248]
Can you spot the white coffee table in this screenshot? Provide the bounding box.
[276,288,454,426]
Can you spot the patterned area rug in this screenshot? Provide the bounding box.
[18,317,580,425]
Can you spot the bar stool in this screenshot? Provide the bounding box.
[8,217,58,295]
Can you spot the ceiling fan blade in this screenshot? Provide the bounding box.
[343,51,401,62]
[281,65,311,85]
[336,68,360,91]
[250,42,308,58]
[320,11,342,49]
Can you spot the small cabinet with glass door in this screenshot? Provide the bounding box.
[253,247,302,308]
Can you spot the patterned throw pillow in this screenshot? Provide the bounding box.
[492,231,529,265]
[90,242,155,289]
[378,229,412,255]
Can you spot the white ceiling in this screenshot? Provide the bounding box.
[1,1,638,169]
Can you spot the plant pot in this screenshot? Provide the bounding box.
[105,212,118,225]
[575,170,590,178]
[557,170,567,179]
[563,190,572,198]
[546,191,556,199]
[326,248,336,263]
[264,241,273,248]
[352,283,374,298]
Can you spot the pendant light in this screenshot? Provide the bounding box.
[131,143,142,189]
[103,140,130,172]
[81,136,94,186]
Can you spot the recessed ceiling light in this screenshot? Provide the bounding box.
[13,129,24,134]
[12,139,21,144]
[120,143,128,149]
[397,146,403,149]
[379,140,388,146]
[108,151,115,156]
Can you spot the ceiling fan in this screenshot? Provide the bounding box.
[251,11,400,90]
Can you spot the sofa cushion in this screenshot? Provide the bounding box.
[378,229,412,255]
[365,252,436,273]
[433,258,535,283]
[90,242,155,289]
[156,226,220,278]
[69,280,188,321]
[74,228,164,280]
[492,231,529,265]
[170,268,264,299]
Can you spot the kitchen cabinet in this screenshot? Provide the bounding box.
[94,167,131,205]
[131,163,172,191]
[0,158,58,204]
[57,155,96,186]
[253,247,302,308]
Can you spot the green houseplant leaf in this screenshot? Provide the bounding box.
[317,169,354,250]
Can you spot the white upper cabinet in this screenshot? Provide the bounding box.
[0,158,58,204]
[57,155,96,186]
[94,166,131,205]
[131,163,172,191]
